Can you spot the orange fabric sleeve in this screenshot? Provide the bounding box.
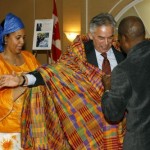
[0,88,13,121]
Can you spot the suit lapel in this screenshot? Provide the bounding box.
[84,40,98,67]
[112,46,126,64]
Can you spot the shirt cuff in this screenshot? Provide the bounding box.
[25,74,36,85]
[105,90,110,92]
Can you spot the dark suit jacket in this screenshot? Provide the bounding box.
[101,40,150,150]
[29,40,126,86]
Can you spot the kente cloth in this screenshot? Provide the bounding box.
[0,51,40,132]
[21,35,126,150]
[0,13,24,51]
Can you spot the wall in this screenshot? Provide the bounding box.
[63,0,81,51]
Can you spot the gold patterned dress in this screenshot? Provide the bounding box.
[0,51,40,150]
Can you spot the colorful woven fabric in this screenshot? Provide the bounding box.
[21,35,126,150]
[21,86,71,150]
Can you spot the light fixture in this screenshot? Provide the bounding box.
[65,32,80,42]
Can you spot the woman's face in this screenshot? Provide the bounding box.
[5,29,26,54]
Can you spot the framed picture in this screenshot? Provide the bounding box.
[32,19,53,50]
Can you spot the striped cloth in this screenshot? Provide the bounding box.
[21,35,126,150]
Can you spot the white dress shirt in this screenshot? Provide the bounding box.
[25,74,36,85]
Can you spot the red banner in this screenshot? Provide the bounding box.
[51,0,61,62]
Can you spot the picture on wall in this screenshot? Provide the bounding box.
[32,19,53,50]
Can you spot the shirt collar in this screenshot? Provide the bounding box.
[95,47,113,56]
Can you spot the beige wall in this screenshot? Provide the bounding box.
[0,0,136,64]
[63,0,81,50]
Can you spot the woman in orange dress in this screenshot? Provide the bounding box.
[0,13,40,150]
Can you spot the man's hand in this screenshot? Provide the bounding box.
[102,74,111,91]
[0,74,21,88]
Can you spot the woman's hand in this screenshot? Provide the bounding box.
[0,74,22,88]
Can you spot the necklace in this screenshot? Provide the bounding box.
[2,52,23,66]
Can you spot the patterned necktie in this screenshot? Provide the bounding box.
[101,52,111,75]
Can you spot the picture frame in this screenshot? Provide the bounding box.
[32,19,53,50]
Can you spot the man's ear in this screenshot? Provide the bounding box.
[122,35,126,41]
[88,32,93,40]
[122,34,132,53]
[123,34,131,43]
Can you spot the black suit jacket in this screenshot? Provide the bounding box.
[30,40,126,86]
[101,40,150,150]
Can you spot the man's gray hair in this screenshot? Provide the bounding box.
[89,13,116,33]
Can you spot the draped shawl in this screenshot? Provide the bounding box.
[21,35,126,150]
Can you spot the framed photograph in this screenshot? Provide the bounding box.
[32,19,53,50]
